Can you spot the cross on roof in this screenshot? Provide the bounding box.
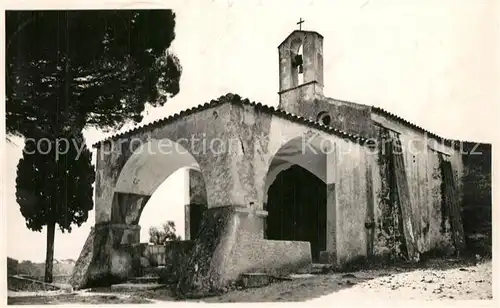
[297,18,305,30]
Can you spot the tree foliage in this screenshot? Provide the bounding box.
[6,10,182,136]
[16,131,94,282]
[16,131,95,233]
[7,257,19,276]
[149,220,182,245]
[7,10,182,282]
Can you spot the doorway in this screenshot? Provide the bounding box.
[266,165,327,262]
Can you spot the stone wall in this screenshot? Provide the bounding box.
[370,112,465,259]
[278,30,324,93]
[69,227,95,289]
[175,206,312,298]
[140,244,167,266]
[279,94,374,139]
[8,275,63,292]
[94,100,239,224]
[139,241,194,268]
[224,205,312,277]
[83,94,475,296]
[334,139,372,265]
[186,169,208,240]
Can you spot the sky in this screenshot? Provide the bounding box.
[2,0,499,262]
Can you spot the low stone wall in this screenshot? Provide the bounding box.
[74,207,312,295]
[8,275,65,292]
[140,244,166,266]
[140,241,194,268]
[176,206,313,298]
[234,240,312,276]
[137,241,195,284]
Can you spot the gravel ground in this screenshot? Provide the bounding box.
[201,259,493,302]
[7,258,493,304]
[310,260,493,302]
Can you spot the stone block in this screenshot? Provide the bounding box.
[229,239,312,277]
[73,223,141,289]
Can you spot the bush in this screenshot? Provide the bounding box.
[148,220,182,245]
[461,143,492,256]
[7,257,19,275]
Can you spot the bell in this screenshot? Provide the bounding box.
[292,54,303,67]
[298,65,303,74]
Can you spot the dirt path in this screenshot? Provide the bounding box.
[8,259,493,304]
[7,290,152,305]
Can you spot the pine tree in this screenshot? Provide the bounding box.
[6,10,181,137]
[7,10,182,282]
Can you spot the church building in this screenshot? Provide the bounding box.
[70,27,485,297]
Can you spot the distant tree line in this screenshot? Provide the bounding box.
[7,257,75,278]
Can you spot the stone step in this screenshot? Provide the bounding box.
[311,263,334,274]
[127,276,161,284]
[110,283,167,292]
[240,270,320,289]
[140,266,168,277]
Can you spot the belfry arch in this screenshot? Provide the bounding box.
[290,38,305,86]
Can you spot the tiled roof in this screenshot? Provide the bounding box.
[92,93,368,148]
[93,94,480,149]
[370,106,475,147]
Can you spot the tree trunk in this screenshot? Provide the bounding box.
[44,221,56,283]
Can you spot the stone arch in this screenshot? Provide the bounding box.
[262,133,332,262]
[109,138,208,232]
[114,139,202,196]
[263,132,330,193]
[259,128,338,263]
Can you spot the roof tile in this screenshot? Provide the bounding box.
[92,94,368,148]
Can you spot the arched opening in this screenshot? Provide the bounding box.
[263,135,328,262]
[291,39,304,87]
[112,138,208,268]
[317,111,332,126]
[138,167,207,243]
[297,44,304,85]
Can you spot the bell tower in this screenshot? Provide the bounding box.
[278,23,324,109]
